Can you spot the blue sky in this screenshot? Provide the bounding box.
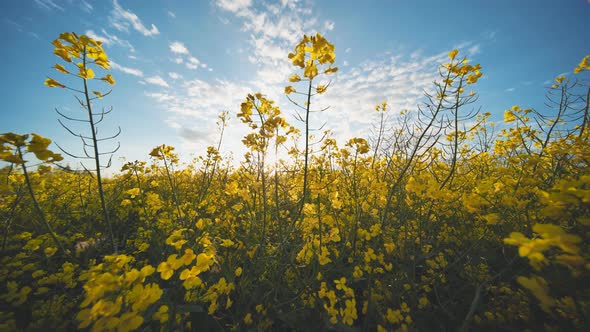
[1,0,589,171]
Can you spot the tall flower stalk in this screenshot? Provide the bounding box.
[285,33,338,224]
[45,32,118,253]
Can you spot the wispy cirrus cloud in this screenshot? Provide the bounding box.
[145,78,252,150]
[318,52,448,138]
[110,60,144,77]
[211,0,441,140]
[110,0,159,36]
[86,29,135,52]
[468,44,481,56]
[3,18,39,39]
[144,1,485,157]
[80,1,93,13]
[33,0,64,11]
[216,0,252,13]
[145,92,174,102]
[146,75,170,88]
[33,0,92,13]
[3,18,23,31]
[213,0,321,89]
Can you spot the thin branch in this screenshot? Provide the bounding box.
[54,142,94,160]
[55,108,89,122]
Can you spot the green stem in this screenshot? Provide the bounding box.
[296,78,313,224]
[82,47,117,253]
[134,169,151,221]
[18,147,70,258]
[440,79,463,189]
[162,153,183,224]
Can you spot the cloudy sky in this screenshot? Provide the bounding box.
[1,0,589,171]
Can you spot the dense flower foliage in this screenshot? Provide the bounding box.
[1,32,589,331]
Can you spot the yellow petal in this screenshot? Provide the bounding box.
[54,64,69,74]
[448,49,459,60]
[100,74,115,85]
[289,74,301,82]
[324,66,338,74]
[85,68,95,79]
[304,61,318,79]
[44,78,66,88]
[54,48,72,62]
[59,32,77,44]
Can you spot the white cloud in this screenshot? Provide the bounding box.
[146,0,470,162]
[185,56,201,69]
[169,72,182,80]
[214,0,326,93]
[85,29,135,52]
[80,1,93,13]
[505,88,515,92]
[216,0,253,13]
[207,0,329,114]
[250,35,287,62]
[3,19,23,32]
[34,0,64,11]
[145,92,174,102]
[85,30,108,43]
[146,78,253,153]
[482,30,497,41]
[170,41,189,54]
[178,127,210,142]
[110,0,159,36]
[110,61,144,77]
[557,71,569,78]
[169,43,210,71]
[266,3,281,15]
[324,20,335,31]
[324,51,449,140]
[146,75,170,88]
[166,119,182,129]
[453,41,484,59]
[468,44,481,56]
